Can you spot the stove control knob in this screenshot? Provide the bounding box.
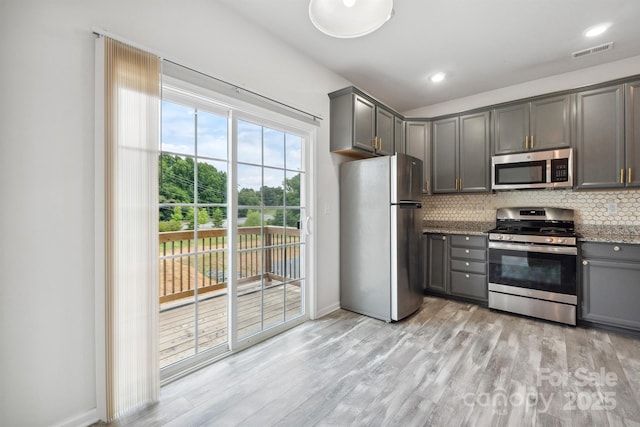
[504,235,511,241]
[546,237,553,243]
[557,238,565,244]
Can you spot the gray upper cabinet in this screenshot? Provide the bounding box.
[575,85,625,189]
[376,106,395,156]
[352,94,376,153]
[329,87,398,158]
[493,95,571,155]
[405,121,431,193]
[459,111,491,193]
[394,116,405,154]
[433,112,490,193]
[626,80,640,187]
[432,117,459,193]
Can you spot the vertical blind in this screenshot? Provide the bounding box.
[102,36,160,420]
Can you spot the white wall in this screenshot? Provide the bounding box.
[0,1,348,426]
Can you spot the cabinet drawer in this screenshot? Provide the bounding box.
[451,259,486,274]
[450,235,487,248]
[581,242,640,262]
[450,271,487,300]
[451,247,486,261]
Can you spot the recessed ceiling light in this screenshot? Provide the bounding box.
[584,23,611,38]
[431,72,446,83]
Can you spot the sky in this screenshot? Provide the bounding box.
[161,100,302,191]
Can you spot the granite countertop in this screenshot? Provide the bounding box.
[423,222,640,244]
[577,225,640,245]
[423,221,493,236]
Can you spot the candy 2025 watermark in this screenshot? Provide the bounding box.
[462,367,618,414]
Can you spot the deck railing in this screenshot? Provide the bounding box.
[159,226,301,305]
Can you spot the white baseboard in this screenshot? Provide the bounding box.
[314,301,341,319]
[52,408,99,427]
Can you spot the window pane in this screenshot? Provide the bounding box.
[285,280,304,320]
[284,171,301,208]
[196,159,227,205]
[238,164,263,220]
[161,100,195,155]
[263,167,285,207]
[237,120,262,164]
[197,109,227,161]
[286,134,302,171]
[264,128,285,168]
[159,154,195,204]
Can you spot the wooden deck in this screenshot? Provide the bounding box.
[160,282,302,368]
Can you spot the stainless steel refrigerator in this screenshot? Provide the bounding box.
[340,153,424,322]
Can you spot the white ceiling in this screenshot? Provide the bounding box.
[217,0,640,113]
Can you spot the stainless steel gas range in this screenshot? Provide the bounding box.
[487,207,578,325]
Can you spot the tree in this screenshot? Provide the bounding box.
[238,188,260,217]
[212,208,224,228]
[242,210,262,227]
[185,207,210,229]
[268,173,301,227]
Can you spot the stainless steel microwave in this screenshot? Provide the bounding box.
[491,148,573,190]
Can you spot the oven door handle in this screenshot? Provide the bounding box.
[489,241,577,255]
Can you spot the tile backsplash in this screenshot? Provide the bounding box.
[422,188,640,226]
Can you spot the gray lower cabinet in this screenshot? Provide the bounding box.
[580,242,640,332]
[425,233,488,303]
[449,235,488,302]
[432,112,490,193]
[426,233,448,293]
[405,121,431,193]
[492,95,571,155]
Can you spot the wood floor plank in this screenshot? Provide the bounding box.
[100,297,640,427]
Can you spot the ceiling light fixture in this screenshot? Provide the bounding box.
[584,23,611,38]
[431,72,446,83]
[309,0,394,38]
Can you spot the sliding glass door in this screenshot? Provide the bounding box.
[159,86,309,378]
[235,119,306,340]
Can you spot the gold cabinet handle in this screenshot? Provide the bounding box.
[426,180,430,192]
[582,260,588,266]
[459,178,462,190]
[378,137,382,150]
[531,135,534,149]
[525,135,529,149]
[621,168,625,184]
[629,168,632,183]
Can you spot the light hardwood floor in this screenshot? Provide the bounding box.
[104,296,640,426]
